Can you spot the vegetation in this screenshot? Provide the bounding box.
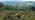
[0,11,35,20]
[0,2,35,20]
[0,2,4,8]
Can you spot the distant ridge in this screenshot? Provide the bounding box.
[1,1,35,6]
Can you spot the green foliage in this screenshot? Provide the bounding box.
[0,2,4,8]
[31,6,35,11]
[4,6,10,10]
[10,7,14,10]
[13,7,17,10]
[0,2,34,11]
[19,8,25,11]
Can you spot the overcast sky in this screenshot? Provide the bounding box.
[0,0,35,2]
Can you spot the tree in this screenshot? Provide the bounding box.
[14,5,18,10]
[28,4,33,11]
[0,2,4,8]
[4,7,10,10]
[18,6,25,11]
[4,5,10,10]
[10,7,14,10]
[31,6,35,11]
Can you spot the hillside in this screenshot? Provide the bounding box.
[0,10,35,20]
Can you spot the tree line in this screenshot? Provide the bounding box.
[0,2,35,11]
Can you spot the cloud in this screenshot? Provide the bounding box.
[0,0,20,1]
[0,0,21,2]
[0,0,34,1]
[0,0,13,1]
[32,0,35,1]
[21,0,35,1]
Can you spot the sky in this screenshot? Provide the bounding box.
[0,0,35,2]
